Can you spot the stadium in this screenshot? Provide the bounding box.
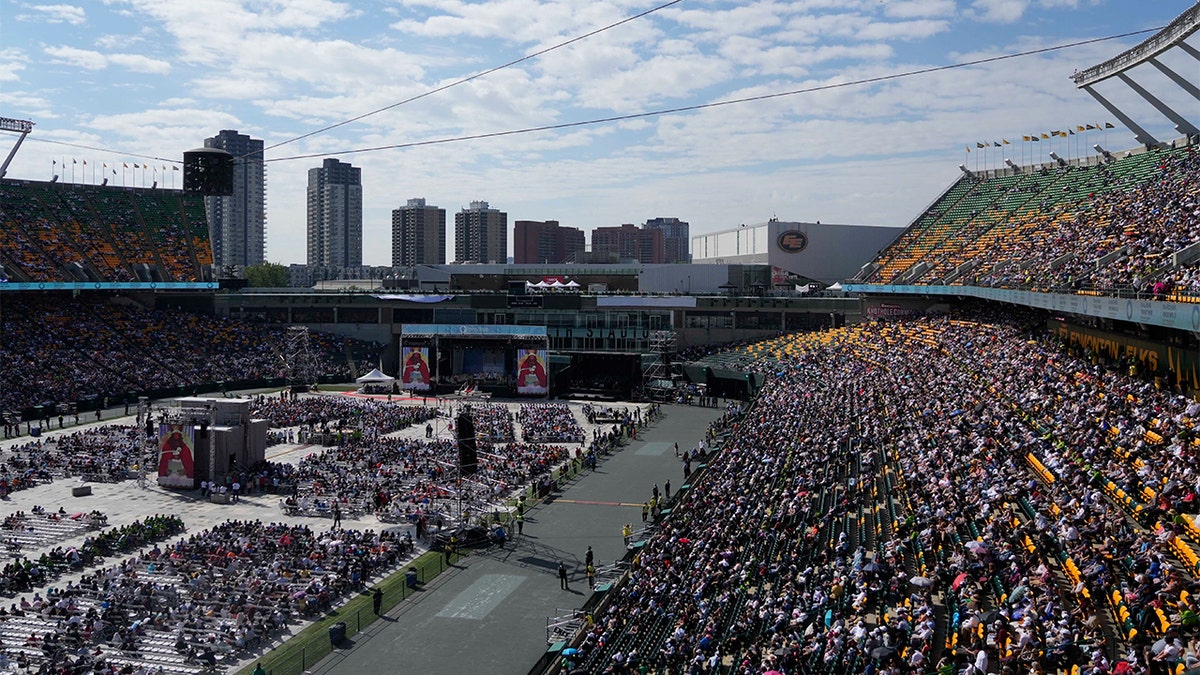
[1,3,1200,675]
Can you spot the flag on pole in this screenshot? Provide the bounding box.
[1105,122,1115,128]
[171,165,179,171]
[976,142,985,148]
[123,163,129,168]
[1077,125,1086,132]
[1003,139,1010,145]
[1030,136,1040,142]
[966,144,971,153]
[993,141,1001,147]
[1086,124,1096,130]
[1041,133,1050,139]
[72,158,77,164]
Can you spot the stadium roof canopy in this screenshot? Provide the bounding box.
[1071,2,1200,143]
[400,324,547,338]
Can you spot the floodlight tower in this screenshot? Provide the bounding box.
[0,117,34,179]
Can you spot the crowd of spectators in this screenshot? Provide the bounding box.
[0,295,375,413]
[0,519,412,673]
[251,395,438,441]
[466,404,515,443]
[518,404,585,443]
[278,430,572,527]
[865,143,1200,298]
[578,310,1200,674]
[0,514,183,598]
[0,181,209,284]
[0,425,146,497]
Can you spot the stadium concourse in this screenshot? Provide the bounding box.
[0,390,655,675]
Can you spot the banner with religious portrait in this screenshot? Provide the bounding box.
[401,346,432,391]
[516,349,549,394]
[157,423,196,488]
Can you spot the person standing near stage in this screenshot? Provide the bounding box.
[558,561,569,590]
[332,502,342,529]
[372,588,383,615]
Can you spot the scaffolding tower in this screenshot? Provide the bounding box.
[277,326,320,388]
[642,330,678,401]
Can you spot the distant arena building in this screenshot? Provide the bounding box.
[690,219,899,285]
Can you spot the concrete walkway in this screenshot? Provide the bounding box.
[308,403,727,675]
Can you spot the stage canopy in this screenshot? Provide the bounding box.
[355,368,394,384]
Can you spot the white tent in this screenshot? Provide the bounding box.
[564,280,580,288]
[355,368,394,385]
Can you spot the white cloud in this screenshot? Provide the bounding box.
[969,0,1029,23]
[16,3,86,25]
[108,53,172,74]
[883,0,957,19]
[43,45,107,70]
[43,45,171,74]
[856,19,950,41]
[0,49,29,82]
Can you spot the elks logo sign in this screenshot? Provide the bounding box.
[777,230,808,253]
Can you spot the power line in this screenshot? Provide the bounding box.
[22,0,688,164]
[261,0,687,154]
[19,26,1162,165]
[263,27,1162,163]
[23,137,175,164]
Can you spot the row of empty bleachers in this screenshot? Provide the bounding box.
[0,179,211,283]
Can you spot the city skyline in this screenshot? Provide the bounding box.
[2,0,1196,266]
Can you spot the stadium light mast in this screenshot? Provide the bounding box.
[0,117,34,180]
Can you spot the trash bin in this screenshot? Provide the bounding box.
[406,568,419,589]
[30,427,40,437]
[328,621,346,646]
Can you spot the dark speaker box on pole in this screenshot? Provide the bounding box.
[456,413,478,475]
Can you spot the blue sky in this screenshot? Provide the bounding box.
[1,0,1196,266]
